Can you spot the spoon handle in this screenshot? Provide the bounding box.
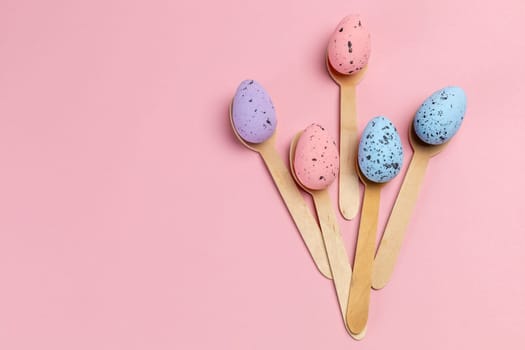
[372,151,430,289]
[258,145,332,279]
[338,84,361,220]
[346,184,381,335]
[312,190,366,339]
[311,190,351,314]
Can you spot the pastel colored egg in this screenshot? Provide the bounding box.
[413,86,467,145]
[232,79,277,144]
[358,116,404,183]
[327,14,371,75]
[294,124,339,191]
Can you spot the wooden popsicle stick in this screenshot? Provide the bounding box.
[346,184,381,335]
[257,142,332,279]
[311,190,366,340]
[372,151,430,289]
[338,84,361,220]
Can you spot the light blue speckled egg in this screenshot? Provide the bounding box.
[358,116,404,183]
[413,86,467,145]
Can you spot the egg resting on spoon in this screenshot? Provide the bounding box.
[294,124,339,190]
[232,79,277,144]
[327,14,371,75]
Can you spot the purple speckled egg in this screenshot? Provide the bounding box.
[232,80,277,144]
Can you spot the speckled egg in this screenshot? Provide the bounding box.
[232,79,277,144]
[327,14,371,75]
[358,116,403,183]
[294,124,339,191]
[413,86,467,145]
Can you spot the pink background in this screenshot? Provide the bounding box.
[1,0,524,348]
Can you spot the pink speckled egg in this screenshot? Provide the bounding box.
[293,124,339,191]
[327,14,371,75]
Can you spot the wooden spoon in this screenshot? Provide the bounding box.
[346,163,383,335]
[326,54,367,220]
[372,124,448,290]
[347,115,404,335]
[229,102,332,279]
[290,132,365,340]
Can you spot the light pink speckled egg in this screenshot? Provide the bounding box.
[327,14,371,75]
[294,124,339,191]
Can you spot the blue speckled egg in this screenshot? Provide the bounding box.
[358,116,404,183]
[232,79,277,144]
[413,86,467,145]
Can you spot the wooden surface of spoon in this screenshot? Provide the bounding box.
[372,124,449,289]
[346,165,383,335]
[326,54,367,221]
[290,133,366,340]
[229,103,332,279]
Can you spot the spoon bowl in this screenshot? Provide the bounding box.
[289,133,309,193]
[409,121,449,157]
[229,101,277,152]
[355,157,385,189]
[326,54,368,87]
